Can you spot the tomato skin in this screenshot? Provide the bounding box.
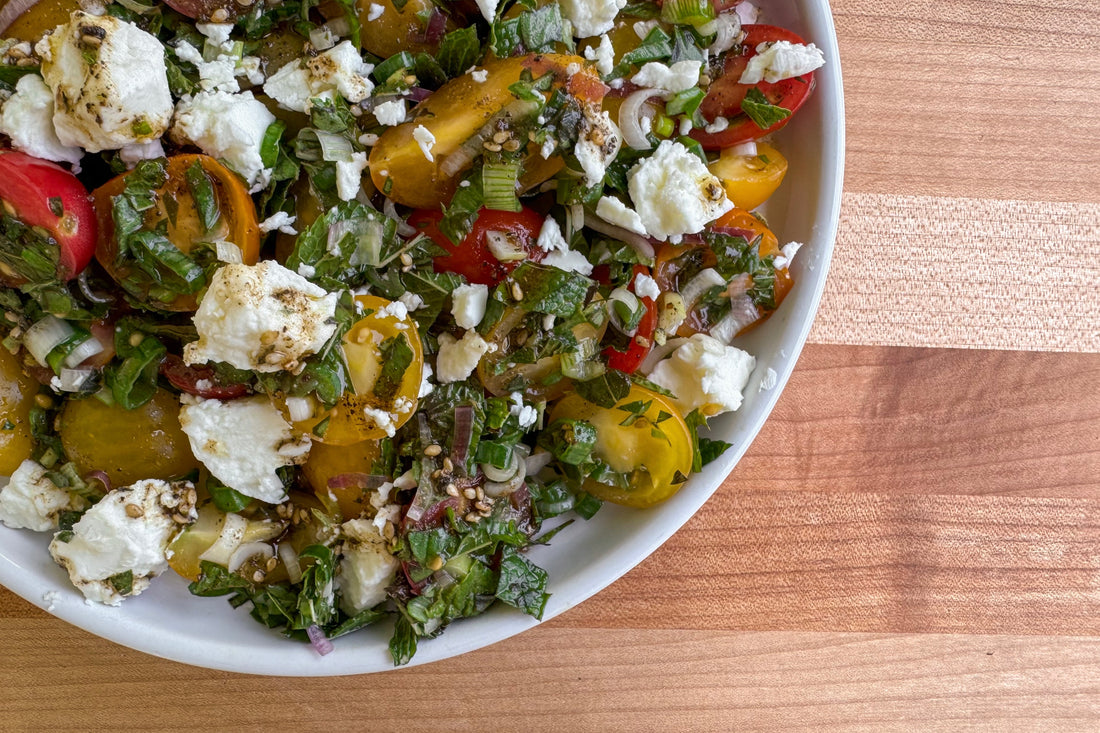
[92,154,260,311]
[690,25,817,150]
[160,354,251,400]
[0,150,96,282]
[604,265,658,374]
[410,206,546,286]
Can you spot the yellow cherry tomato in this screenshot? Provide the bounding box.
[58,387,201,487]
[547,385,693,508]
[707,142,788,211]
[302,295,423,446]
[0,348,40,475]
[301,439,384,520]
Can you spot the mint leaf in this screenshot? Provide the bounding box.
[740,87,792,130]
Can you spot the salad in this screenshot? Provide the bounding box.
[0,0,823,664]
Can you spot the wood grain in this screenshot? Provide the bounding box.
[836,1,1100,204]
[3,622,1100,732]
[808,194,1100,352]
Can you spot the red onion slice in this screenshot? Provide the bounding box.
[83,470,112,495]
[450,405,474,468]
[306,624,334,656]
[327,473,390,490]
[585,213,656,259]
[618,88,664,151]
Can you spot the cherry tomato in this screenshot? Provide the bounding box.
[547,384,693,508]
[301,439,385,520]
[295,295,424,445]
[0,347,39,475]
[410,206,546,286]
[603,265,658,374]
[707,142,788,211]
[160,354,251,400]
[92,154,260,311]
[0,150,96,284]
[691,25,817,150]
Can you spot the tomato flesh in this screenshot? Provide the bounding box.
[0,149,96,283]
[691,25,817,150]
[410,206,546,286]
[604,265,658,374]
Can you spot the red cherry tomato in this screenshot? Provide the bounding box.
[409,207,546,286]
[160,354,251,400]
[690,25,817,150]
[0,150,96,283]
[603,265,657,374]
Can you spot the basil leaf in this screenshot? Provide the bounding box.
[573,369,631,409]
[373,334,414,402]
[508,263,593,317]
[740,86,792,130]
[495,546,549,618]
[439,171,484,246]
[184,160,220,232]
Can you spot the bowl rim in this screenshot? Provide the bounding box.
[0,0,845,675]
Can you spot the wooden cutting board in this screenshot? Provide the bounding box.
[2,1,1099,730]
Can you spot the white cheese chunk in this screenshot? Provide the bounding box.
[173,39,240,93]
[47,479,195,605]
[184,261,338,374]
[373,99,406,126]
[171,90,275,190]
[118,139,165,169]
[335,150,369,201]
[574,107,621,187]
[37,11,173,152]
[595,195,647,235]
[0,460,78,532]
[258,210,298,235]
[412,124,436,162]
[366,3,385,21]
[633,272,661,300]
[738,41,825,84]
[451,283,489,330]
[474,0,500,22]
[583,33,615,76]
[0,74,82,166]
[262,40,374,113]
[436,330,490,383]
[627,140,732,242]
[648,333,755,416]
[560,0,627,38]
[338,518,399,615]
[772,241,803,270]
[631,60,702,93]
[536,216,593,276]
[179,395,310,504]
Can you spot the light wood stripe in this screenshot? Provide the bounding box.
[808,193,1100,352]
[558,488,1100,637]
[2,620,1100,731]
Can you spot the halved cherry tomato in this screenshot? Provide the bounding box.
[547,384,693,508]
[707,142,788,210]
[92,154,260,311]
[691,25,817,150]
[603,265,658,374]
[0,150,96,285]
[160,354,251,400]
[294,295,424,445]
[410,206,546,286]
[301,439,385,520]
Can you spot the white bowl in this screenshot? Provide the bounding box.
[0,0,844,675]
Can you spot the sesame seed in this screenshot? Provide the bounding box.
[125,504,144,518]
[431,469,443,479]
[464,512,481,523]
[128,332,144,347]
[423,444,442,457]
[186,488,197,505]
[252,569,266,583]
[34,394,53,409]
[502,139,521,152]
[265,556,278,572]
[474,501,490,513]
[264,351,287,364]
[511,282,524,301]
[427,555,444,571]
[441,457,454,473]
[463,488,476,500]
[492,131,510,144]
[475,486,484,501]
[399,252,414,267]
[172,513,191,524]
[80,34,102,47]
[483,142,502,152]
[211,8,229,22]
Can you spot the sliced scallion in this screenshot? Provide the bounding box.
[482,161,522,213]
